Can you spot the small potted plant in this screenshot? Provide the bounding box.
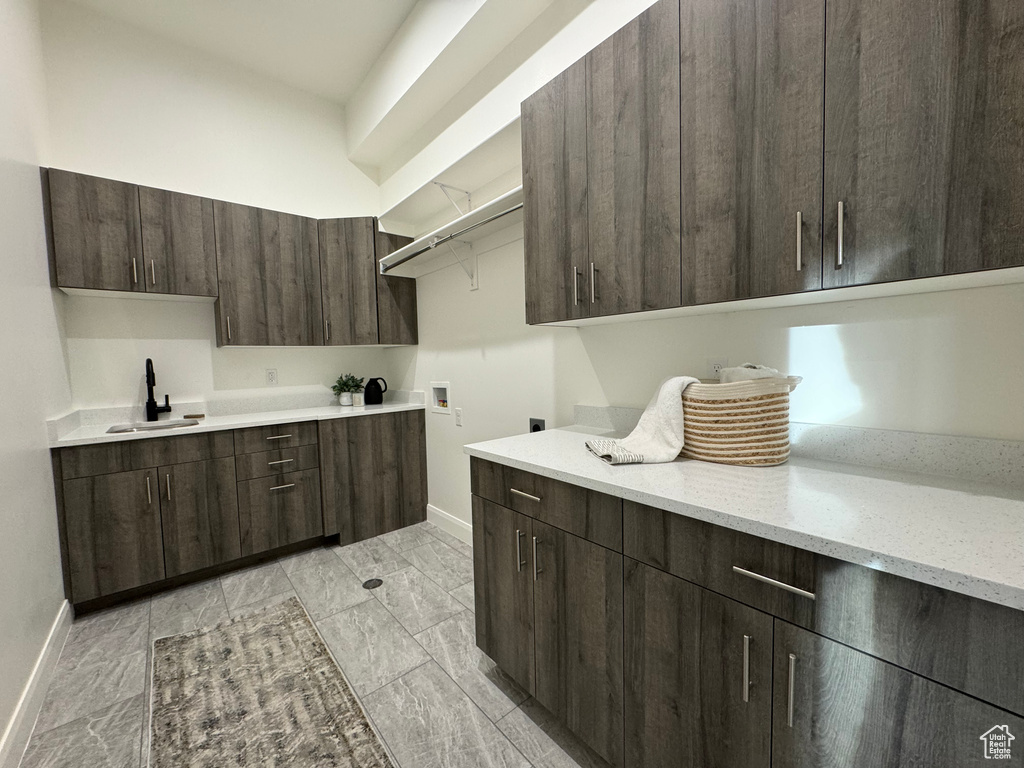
[332,373,364,406]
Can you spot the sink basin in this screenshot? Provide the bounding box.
[106,419,201,434]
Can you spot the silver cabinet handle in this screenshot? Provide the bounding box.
[270,483,295,491]
[226,315,232,342]
[516,529,526,573]
[742,634,751,703]
[145,475,151,505]
[732,566,816,601]
[590,262,596,303]
[267,458,294,466]
[532,536,542,581]
[165,473,171,501]
[795,211,803,272]
[325,320,331,342]
[837,201,844,267]
[132,257,138,285]
[150,260,156,286]
[266,434,293,441]
[510,488,541,503]
[787,653,797,727]
[573,266,580,306]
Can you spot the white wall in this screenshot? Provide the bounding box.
[0,0,72,753]
[396,233,1024,529]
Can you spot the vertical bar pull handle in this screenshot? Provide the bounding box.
[573,266,580,306]
[146,475,152,505]
[166,473,171,501]
[590,262,596,303]
[516,529,526,573]
[132,257,138,285]
[226,316,232,342]
[150,260,156,286]
[837,201,844,268]
[532,536,541,581]
[326,321,331,342]
[787,653,797,728]
[742,635,751,703]
[795,212,803,272]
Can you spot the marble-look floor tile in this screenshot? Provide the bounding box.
[59,621,149,670]
[372,566,466,635]
[415,611,526,721]
[149,580,228,640]
[21,695,144,768]
[423,522,474,559]
[219,561,292,612]
[286,558,372,620]
[278,546,340,574]
[226,588,298,620]
[334,537,409,582]
[66,599,150,648]
[379,523,438,553]
[316,599,430,696]
[364,662,529,768]
[450,582,476,613]
[497,699,610,768]
[404,538,474,592]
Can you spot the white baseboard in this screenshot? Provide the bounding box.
[426,504,472,546]
[0,600,72,768]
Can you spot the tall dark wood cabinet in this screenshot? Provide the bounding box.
[138,186,219,297]
[375,230,418,345]
[822,0,1024,287]
[472,496,536,695]
[213,201,323,346]
[679,0,824,304]
[318,217,379,346]
[47,169,144,293]
[522,59,590,324]
[318,409,427,543]
[586,0,681,316]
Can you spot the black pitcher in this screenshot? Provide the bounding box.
[364,377,387,405]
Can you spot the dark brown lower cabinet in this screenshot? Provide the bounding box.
[472,496,536,695]
[624,559,772,768]
[63,469,165,603]
[237,468,323,555]
[533,521,624,767]
[773,621,1024,767]
[318,410,427,543]
[159,458,240,577]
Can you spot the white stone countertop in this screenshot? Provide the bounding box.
[465,427,1024,611]
[51,402,426,448]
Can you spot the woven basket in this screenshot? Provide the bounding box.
[681,377,801,466]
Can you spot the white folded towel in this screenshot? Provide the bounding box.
[585,376,699,465]
[719,363,784,383]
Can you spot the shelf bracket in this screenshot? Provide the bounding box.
[433,181,472,216]
[440,239,478,290]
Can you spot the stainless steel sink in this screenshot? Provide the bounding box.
[106,419,201,434]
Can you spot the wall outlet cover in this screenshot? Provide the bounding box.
[266,369,278,385]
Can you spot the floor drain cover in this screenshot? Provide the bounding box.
[362,578,383,590]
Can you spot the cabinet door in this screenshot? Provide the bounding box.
[823,0,1024,287]
[773,621,1024,767]
[318,217,379,346]
[533,521,623,766]
[375,229,418,345]
[679,0,824,304]
[522,58,590,324]
[63,469,164,603]
[624,559,772,768]
[159,458,240,577]
[237,468,323,555]
[587,0,681,316]
[318,410,427,542]
[139,186,218,297]
[472,496,535,696]
[47,169,144,293]
[213,201,323,346]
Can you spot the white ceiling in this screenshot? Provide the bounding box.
[61,0,419,103]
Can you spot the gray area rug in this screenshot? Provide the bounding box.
[151,597,394,767]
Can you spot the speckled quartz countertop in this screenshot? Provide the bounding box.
[464,427,1024,611]
[51,402,425,448]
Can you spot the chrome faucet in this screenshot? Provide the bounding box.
[145,358,172,422]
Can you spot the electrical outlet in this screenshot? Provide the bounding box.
[266,369,278,385]
[455,408,463,427]
[706,359,729,380]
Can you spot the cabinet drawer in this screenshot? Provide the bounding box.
[59,443,131,479]
[237,468,323,556]
[235,445,319,481]
[233,421,318,454]
[130,430,234,469]
[470,457,622,551]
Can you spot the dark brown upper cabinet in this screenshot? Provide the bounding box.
[822,0,1024,288]
[47,169,145,293]
[679,0,825,304]
[375,229,418,345]
[586,0,681,317]
[138,186,219,297]
[522,59,590,324]
[213,201,323,346]
[318,217,379,346]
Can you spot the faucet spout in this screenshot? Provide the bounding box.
[144,358,173,422]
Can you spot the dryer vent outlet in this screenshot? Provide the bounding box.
[530,418,545,433]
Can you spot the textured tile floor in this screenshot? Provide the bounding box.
[18,521,609,768]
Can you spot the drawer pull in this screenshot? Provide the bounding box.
[787,653,797,727]
[266,434,293,441]
[510,488,541,503]
[731,566,816,601]
[270,483,295,491]
[267,459,294,466]
[742,634,751,703]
